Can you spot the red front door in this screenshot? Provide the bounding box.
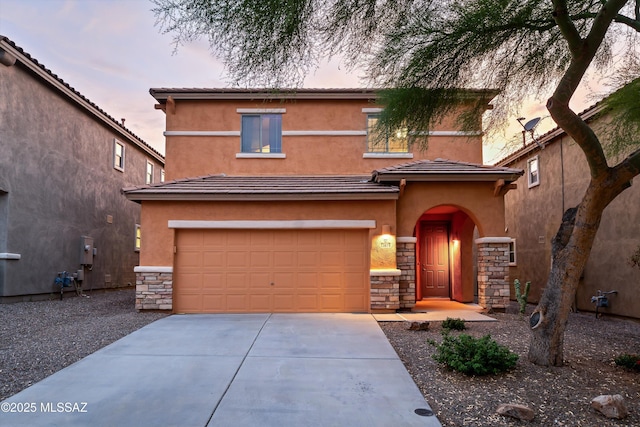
[419,222,450,298]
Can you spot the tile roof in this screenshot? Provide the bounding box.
[372,159,523,182]
[0,35,164,163]
[495,101,605,166]
[149,88,380,101]
[124,175,399,201]
[149,87,500,102]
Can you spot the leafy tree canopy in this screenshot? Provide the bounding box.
[153,0,640,149]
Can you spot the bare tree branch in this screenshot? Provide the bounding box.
[551,0,583,53]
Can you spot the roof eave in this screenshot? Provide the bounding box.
[375,173,523,182]
[149,89,378,103]
[124,192,399,202]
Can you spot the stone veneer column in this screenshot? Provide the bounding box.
[133,266,173,310]
[369,270,400,312]
[475,237,511,310]
[396,237,417,310]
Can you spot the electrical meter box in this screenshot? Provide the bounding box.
[81,236,94,266]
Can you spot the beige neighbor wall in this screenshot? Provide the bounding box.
[140,199,397,267]
[503,119,640,318]
[162,98,484,180]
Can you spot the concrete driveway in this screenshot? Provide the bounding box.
[1,314,440,427]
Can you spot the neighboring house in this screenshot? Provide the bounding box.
[125,88,522,313]
[0,36,165,302]
[498,98,640,318]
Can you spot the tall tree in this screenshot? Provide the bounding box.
[153,0,640,366]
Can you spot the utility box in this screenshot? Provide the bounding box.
[81,236,94,266]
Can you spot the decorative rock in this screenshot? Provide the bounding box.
[496,403,535,421]
[591,394,628,419]
[407,321,430,331]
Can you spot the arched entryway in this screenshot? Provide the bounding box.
[415,205,478,303]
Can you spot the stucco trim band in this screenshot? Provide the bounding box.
[283,130,367,136]
[0,253,21,260]
[236,108,286,114]
[397,237,418,243]
[164,131,240,136]
[370,269,402,276]
[235,153,287,159]
[363,153,414,159]
[475,237,512,244]
[168,220,377,229]
[134,266,173,273]
[415,131,483,136]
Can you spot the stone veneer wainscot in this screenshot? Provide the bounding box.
[475,237,511,310]
[396,237,417,310]
[134,266,173,310]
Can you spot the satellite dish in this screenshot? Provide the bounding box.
[517,116,544,149]
[523,117,541,131]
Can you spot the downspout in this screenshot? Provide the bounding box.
[560,136,565,213]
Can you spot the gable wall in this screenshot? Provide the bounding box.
[0,57,163,299]
[503,116,640,317]
[162,98,484,179]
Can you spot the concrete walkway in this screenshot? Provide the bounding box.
[1,314,441,427]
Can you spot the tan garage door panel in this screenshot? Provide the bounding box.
[174,229,369,313]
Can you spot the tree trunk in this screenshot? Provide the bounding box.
[527,172,630,366]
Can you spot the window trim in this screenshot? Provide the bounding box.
[527,155,540,188]
[134,224,141,252]
[145,161,154,185]
[508,239,517,266]
[240,113,283,154]
[113,139,125,172]
[366,113,409,154]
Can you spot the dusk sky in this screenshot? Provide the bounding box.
[1,0,608,162]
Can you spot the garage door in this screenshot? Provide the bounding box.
[173,229,370,313]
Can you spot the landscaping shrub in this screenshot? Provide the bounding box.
[429,333,519,375]
[614,354,640,371]
[442,317,466,331]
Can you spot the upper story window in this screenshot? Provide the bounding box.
[366,114,409,153]
[146,161,154,184]
[527,156,540,188]
[113,140,125,171]
[160,169,165,183]
[241,114,282,153]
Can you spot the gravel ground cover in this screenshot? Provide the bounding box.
[2,290,639,427]
[0,288,167,401]
[380,309,640,427]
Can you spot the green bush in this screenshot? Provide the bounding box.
[430,333,519,375]
[442,317,466,331]
[614,354,640,371]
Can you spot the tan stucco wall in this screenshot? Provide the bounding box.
[503,117,640,318]
[162,98,484,180]
[396,181,507,237]
[139,199,397,266]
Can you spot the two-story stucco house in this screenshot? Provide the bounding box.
[0,36,164,302]
[125,88,522,313]
[498,96,640,319]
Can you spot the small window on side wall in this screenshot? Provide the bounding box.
[146,161,154,184]
[508,239,517,266]
[527,156,540,188]
[135,224,141,252]
[113,140,125,171]
[160,169,165,183]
